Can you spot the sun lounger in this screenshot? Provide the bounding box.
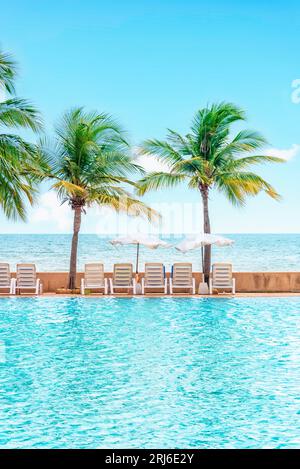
[109,263,136,294]
[0,263,15,294]
[81,263,108,294]
[142,263,167,294]
[15,264,41,295]
[169,263,195,294]
[209,263,235,294]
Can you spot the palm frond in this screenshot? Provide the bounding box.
[139,139,184,166]
[87,186,160,222]
[215,171,281,204]
[51,180,87,198]
[0,50,17,94]
[222,154,285,171]
[0,163,37,221]
[0,98,43,131]
[137,171,186,196]
[173,157,205,175]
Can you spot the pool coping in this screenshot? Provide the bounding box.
[1,292,300,298]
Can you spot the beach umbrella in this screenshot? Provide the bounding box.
[110,233,171,273]
[175,234,234,271]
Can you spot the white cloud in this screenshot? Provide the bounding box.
[291,79,300,104]
[266,144,300,161]
[31,192,72,231]
[133,147,171,173]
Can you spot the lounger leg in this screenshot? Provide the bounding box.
[104,278,108,295]
[164,278,168,295]
[80,278,85,295]
[192,278,195,295]
[169,278,173,295]
[232,278,236,295]
[109,278,113,295]
[141,278,145,295]
[133,279,136,295]
[36,279,41,295]
[209,281,213,295]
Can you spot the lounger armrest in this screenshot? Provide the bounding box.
[36,278,41,295]
[80,278,85,295]
[10,277,16,295]
[141,278,145,295]
[133,278,137,295]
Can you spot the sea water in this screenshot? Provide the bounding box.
[0,234,299,271]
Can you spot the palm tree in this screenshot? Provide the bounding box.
[41,107,157,289]
[0,49,42,220]
[138,102,284,281]
[0,49,17,94]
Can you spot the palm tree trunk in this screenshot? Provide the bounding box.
[200,186,211,283]
[68,207,82,289]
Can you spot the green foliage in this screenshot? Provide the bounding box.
[0,49,17,94]
[0,49,42,220]
[40,107,158,221]
[138,102,284,206]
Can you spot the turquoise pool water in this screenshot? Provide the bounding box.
[0,297,299,448]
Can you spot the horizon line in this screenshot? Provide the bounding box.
[0,232,300,236]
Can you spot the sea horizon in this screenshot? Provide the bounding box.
[1,233,299,272]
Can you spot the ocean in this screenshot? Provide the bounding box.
[0,234,299,272]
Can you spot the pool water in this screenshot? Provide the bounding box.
[0,297,299,448]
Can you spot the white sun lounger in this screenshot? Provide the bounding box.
[142,263,167,294]
[0,263,15,294]
[15,264,41,295]
[209,263,235,294]
[109,263,136,294]
[81,263,108,295]
[169,263,195,294]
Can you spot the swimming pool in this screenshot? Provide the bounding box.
[0,297,299,448]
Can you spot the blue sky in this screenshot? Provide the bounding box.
[1,0,300,233]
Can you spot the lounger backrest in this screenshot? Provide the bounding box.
[212,263,232,287]
[84,263,104,287]
[173,263,193,286]
[0,263,10,287]
[144,263,164,286]
[113,264,133,286]
[16,264,36,287]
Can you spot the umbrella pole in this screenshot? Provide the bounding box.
[136,243,140,274]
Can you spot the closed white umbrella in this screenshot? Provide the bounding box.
[176,234,234,271]
[176,234,234,252]
[110,233,170,273]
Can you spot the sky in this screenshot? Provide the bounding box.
[1,0,300,234]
